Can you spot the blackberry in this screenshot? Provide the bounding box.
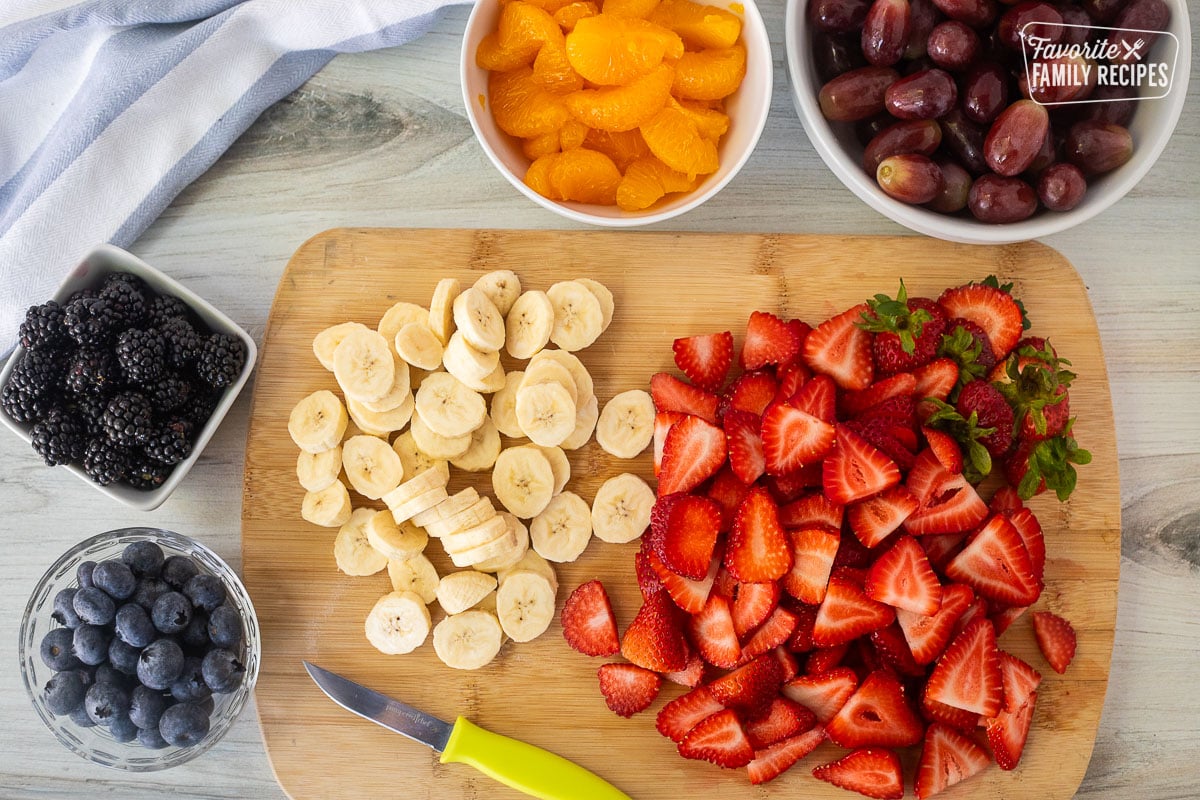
[64,348,121,396]
[183,387,221,429]
[196,333,246,389]
[19,301,68,351]
[147,372,192,412]
[144,416,194,465]
[115,328,166,386]
[102,392,155,447]
[64,296,124,348]
[8,349,65,398]
[66,287,99,304]
[126,457,172,490]
[161,318,204,370]
[1,382,50,423]
[99,277,147,326]
[71,395,109,439]
[147,294,191,328]
[30,408,86,465]
[82,438,130,486]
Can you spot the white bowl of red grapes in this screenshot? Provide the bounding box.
[785,0,1189,243]
[20,528,260,770]
[0,244,256,510]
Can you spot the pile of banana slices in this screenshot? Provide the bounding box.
[286,270,660,670]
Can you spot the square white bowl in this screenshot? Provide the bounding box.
[0,244,257,511]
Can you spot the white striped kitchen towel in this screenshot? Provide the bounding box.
[0,0,466,355]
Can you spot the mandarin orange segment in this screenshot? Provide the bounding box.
[525,153,563,198]
[616,155,700,210]
[553,1,599,30]
[523,131,562,160]
[508,0,579,13]
[533,34,585,93]
[560,119,590,149]
[670,97,730,140]
[490,67,571,137]
[646,0,742,49]
[639,105,719,176]
[564,62,674,132]
[582,127,651,170]
[565,15,684,85]
[601,0,662,18]
[476,32,532,72]
[671,43,746,101]
[549,148,623,204]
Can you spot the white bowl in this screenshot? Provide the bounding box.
[784,0,1190,244]
[0,244,257,511]
[461,0,773,226]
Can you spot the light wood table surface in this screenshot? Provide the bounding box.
[1,4,1197,798]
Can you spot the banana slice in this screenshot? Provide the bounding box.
[473,270,522,316]
[333,327,395,403]
[378,302,430,346]
[492,446,556,518]
[410,412,473,459]
[365,590,431,655]
[390,486,449,525]
[505,290,554,360]
[474,512,531,572]
[383,465,451,508]
[366,509,429,561]
[437,571,499,615]
[289,390,349,453]
[575,277,614,333]
[356,358,412,412]
[450,417,502,472]
[547,281,603,352]
[442,514,509,557]
[433,610,504,670]
[534,349,594,403]
[461,361,507,395]
[347,391,414,436]
[415,372,487,439]
[394,322,445,371]
[301,480,353,527]
[515,382,576,447]
[596,389,655,459]
[334,508,388,576]
[527,444,570,494]
[496,570,556,642]
[297,445,342,492]
[342,435,405,499]
[429,278,461,345]
[521,357,578,406]
[425,497,497,539]
[453,287,505,352]
[387,554,439,603]
[591,472,655,544]
[498,550,559,594]
[412,487,480,528]
[449,523,519,569]
[561,392,599,451]
[443,331,500,386]
[490,370,526,439]
[392,431,449,484]
[313,322,369,370]
[529,491,593,563]
[473,590,499,616]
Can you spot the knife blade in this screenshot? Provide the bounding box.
[303,661,633,800]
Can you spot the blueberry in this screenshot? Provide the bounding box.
[74,665,97,688]
[52,588,83,629]
[183,573,226,613]
[121,540,165,577]
[85,681,130,725]
[95,662,134,689]
[158,702,210,747]
[69,704,98,728]
[129,685,170,730]
[76,560,97,588]
[72,623,111,666]
[115,603,156,648]
[92,560,136,600]
[180,610,209,652]
[162,555,198,590]
[200,648,245,693]
[137,638,184,691]
[73,586,116,626]
[43,671,87,716]
[207,604,243,649]
[108,713,138,742]
[151,591,193,634]
[40,627,82,671]
[136,725,169,749]
[133,577,170,610]
[108,637,141,675]
[170,656,211,703]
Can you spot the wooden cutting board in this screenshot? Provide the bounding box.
[242,228,1119,800]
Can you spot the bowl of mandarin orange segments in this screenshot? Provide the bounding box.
[461,0,773,225]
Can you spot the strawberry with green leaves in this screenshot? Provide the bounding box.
[857,281,948,376]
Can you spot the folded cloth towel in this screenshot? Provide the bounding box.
[0,0,466,355]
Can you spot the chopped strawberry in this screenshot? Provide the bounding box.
[664,647,707,688]
[740,605,799,662]
[649,549,718,615]
[812,747,904,800]
[896,583,975,665]
[865,535,943,616]
[690,593,742,669]
[723,409,766,485]
[813,574,896,648]
[844,417,918,474]
[650,372,719,424]
[827,669,925,748]
[744,696,817,749]
[925,618,1003,717]
[764,464,823,504]
[920,690,980,732]
[914,722,991,799]
[760,403,835,476]
[787,603,819,652]
[868,623,924,677]
[673,331,734,391]
[620,589,689,673]
[659,495,721,580]
[945,513,1041,607]
[711,565,738,600]
[790,373,838,422]
[779,492,845,529]
[920,532,967,575]
[653,410,685,477]
[988,485,1024,514]
[775,359,811,403]
[746,726,827,785]
[985,692,1037,770]
[657,415,727,496]
[904,449,989,535]
[922,426,964,474]
[772,645,801,680]
[656,686,725,742]
[742,310,802,370]
[561,580,619,657]
[678,708,755,768]
[726,370,779,416]
[1031,611,1077,674]
[726,487,792,582]
[950,596,989,640]
[938,282,1024,361]
[855,393,917,427]
[998,650,1041,712]
[597,663,662,718]
[841,372,917,418]
[803,303,874,391]
[705,466,751,532]
[806,644,850,675]
[782,666,859,723]
[708,655,786,716]
[989,604,1027,635]
[635,542,665,600]
[782,526,840,605]
[732,581,781,638]
[1007,507,1046,584]
[912,357,959,402]
[824,426,901,505]
[848,485,920,548]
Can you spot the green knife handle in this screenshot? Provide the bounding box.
[440,716,632,800]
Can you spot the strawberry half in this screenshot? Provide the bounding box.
[660,495,721,580]
[782,666,859,723]
[657,414,727,496]
[635,542,665,600]
[707,654,786,715]
[723,409,766,485]
[823,426,901,505]
[664,647,707,688]
[895,582,973,665]
[597,663,662,718]
[944,513,1041,607]
[904,449,989,535]
[731,581,781,638]
[782,525,840,605]
[791,373,838,422]
[673,331,734,391]
[813,574,896,648]
[656,686,725,743]
[989,485,1024,514]
[1008,507,1046,584]
[650,372,719,424]
[985,692,1037,770]
[620,589,689,673]
[779,491,845,529]
[648,549,718,615]
[924,618,1003,717]
[812,747,904,800]
[803,303,874,391]
[921,426,964,474]
[827,668,926,748]
[998,650,1042,712]
[938,282,1024,360]
[744,696,817,749]
[912,357,959,402]
[914,722,992,799]
[740,605,799,662]
[806,644,850,675]
[1031,611,1077,674]
[726,370,779,416]
[561,580,619,657]
[726,487,792,583]
[761,403,835,476]
[868,623,925,678]
[742,310,801,370]
[848,485,920,548]
[678,708,755,768]
[653,410,685,477]
[706,466,752,531]
[746,726,827,785]
[865,535,944,616]
[690,593,742,669]
[841,372,917,418]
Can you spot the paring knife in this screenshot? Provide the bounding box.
[303,661,632,800]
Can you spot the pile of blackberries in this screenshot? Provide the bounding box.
[3,271,248,490]
[38,539,248,750]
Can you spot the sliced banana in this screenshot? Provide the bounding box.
[390,486,449,525]
[341,435,404,499]
[429,278,461,345]
[473,590,500,616]
[437,571,499,615]
[525,444,570,494]
[410,412,473,459]
[392,431,449,484]
[591,472,655,544]
[365,590,431,655]
[492,446,556,518]
[333,327,395,403]
[356,358,412,412]
[443,514,510,556]
[443,331,500,387]
[547,280,603,352]
[496,570,556,642]
[473,270,522,316]
[474,512,531,572]
[498,550,559,594]
[412,487,481,528]
[334,508,388,576]
[313,322,369,370]
[529,491,593,563]
[561,392,599,451]
[460,361,507,394]
[490,370,526,439]
[378,302,430,346]
[425,497,497,539]
[450,417,502,473]
[365,510,429,561]
[347,391,414,436]
[521,357,578,406]
[534,349,595,403]
[415,372,487,439]
[515,382,576,447]
[301,480,353,527]
[505,290,554,360]
[575,277,614,333]
[297,445,342,492]
[449,523,519,569]
[596,389,655,459]
[388,554,440,603]
[433,610,504,670]
[453,287,505,352]
[289,390,349,454]
[394,322,445,371]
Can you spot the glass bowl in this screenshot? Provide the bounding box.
[19,528,261,771]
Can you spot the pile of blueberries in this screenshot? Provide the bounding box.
[38,539,247,750]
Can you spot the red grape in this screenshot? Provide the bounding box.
[968,174,1038,222]
[940,107,990,175]
[1111,0,1169,64]
[1078,84,1138,126]
[984,100,1049,176]
[877,154,944,203]
[819,66,901,121]
[863,119,943,170]
[885,68,958,119]
[904,0,941,59]
[928,159,973,212]
[1057,5,1092,45]
[1066,121,1134,174]
[962,62,1011,125]
[1082,0,1124,24]
[997,2,1063,51]
[927,21,981,70]
[930,0,997,28]
[1037,163,1087,211]
[809,0,871,33]
[814,32,869,82]
[862,0,913,66]
[1022,55,1097,103]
